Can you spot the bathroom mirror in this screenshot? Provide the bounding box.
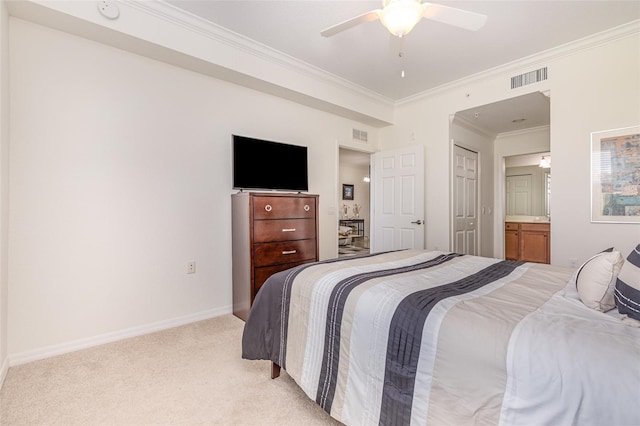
[505,153,551,217]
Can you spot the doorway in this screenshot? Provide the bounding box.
[451,91,551,258]
[338,148,371,257]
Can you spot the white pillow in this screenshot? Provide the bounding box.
[338,226,353,236]
[575,248,624,312]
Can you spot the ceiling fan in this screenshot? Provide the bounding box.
[320,0,487,38]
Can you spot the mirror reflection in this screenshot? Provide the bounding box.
[505,153,551,218]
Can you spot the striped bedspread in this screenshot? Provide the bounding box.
[242,250,640,425]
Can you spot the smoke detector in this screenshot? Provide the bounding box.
[97,1,119,20]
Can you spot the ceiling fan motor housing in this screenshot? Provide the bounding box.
[380,0,426,37]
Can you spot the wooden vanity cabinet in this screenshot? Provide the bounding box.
[505,222,520,261]
[505,222,550,264]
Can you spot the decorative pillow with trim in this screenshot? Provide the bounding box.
[575,247,624,312]
[615,244,640,322]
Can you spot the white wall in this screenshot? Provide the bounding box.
[7,18,379,360]
[383,31,640,266]
[550,34,640,266]
[6,0,394,127]
[0,0,9,384]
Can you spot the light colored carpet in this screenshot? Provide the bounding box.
[0,315,341,425]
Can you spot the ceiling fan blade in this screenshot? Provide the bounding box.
[320,10,381,37]
[422,3,487,31]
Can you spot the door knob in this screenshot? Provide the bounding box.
[411,220,423,225]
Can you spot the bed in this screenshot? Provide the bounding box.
[242,249,640,425]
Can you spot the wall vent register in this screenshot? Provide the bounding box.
[511,67,548,89]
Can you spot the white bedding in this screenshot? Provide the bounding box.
[501,280,640,425]
[242,250,640,425]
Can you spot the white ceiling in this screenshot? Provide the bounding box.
[165,0,640,101]
[340,147,371,166]
[456,91,550,134]
[505,152,551,168]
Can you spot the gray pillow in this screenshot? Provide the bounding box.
[614,244,640,322]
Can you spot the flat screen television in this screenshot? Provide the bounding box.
[233,135,309,192]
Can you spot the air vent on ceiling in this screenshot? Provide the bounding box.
[352,128,368,143]
[511,67,548,89]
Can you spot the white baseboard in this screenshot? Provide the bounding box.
[0,355,8,390]
[8,305,232,367]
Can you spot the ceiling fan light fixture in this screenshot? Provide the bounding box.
[379,0,425,37]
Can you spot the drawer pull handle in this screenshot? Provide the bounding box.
[282,228,296,232]
[304,205,310,212]
[282,250,297,255]
[265,204,272,212]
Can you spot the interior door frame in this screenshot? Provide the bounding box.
[450,140,481,255]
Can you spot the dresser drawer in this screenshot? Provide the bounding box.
[253,260,312,294]
[253,239,317,267]
[253,218,315,243]
[253,196,316,220]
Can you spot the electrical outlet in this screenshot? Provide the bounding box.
[187,261,196,274]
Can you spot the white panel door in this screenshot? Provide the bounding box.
[453,145,478,255]
[506,175,532,215]
[371,145,424,253]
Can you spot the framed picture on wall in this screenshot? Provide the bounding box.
[591,125,640,223]
[342,184,354,200]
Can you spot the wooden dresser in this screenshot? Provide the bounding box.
[232,192,319,321]
[505,222,550,264]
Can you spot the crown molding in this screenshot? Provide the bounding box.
[452,115,496,139]
[123,0,395,106]
[495,125,550,139]
[8,1,636,124]
[397,19,640,106]
[453,117,550,140]
[6,0,394,126]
